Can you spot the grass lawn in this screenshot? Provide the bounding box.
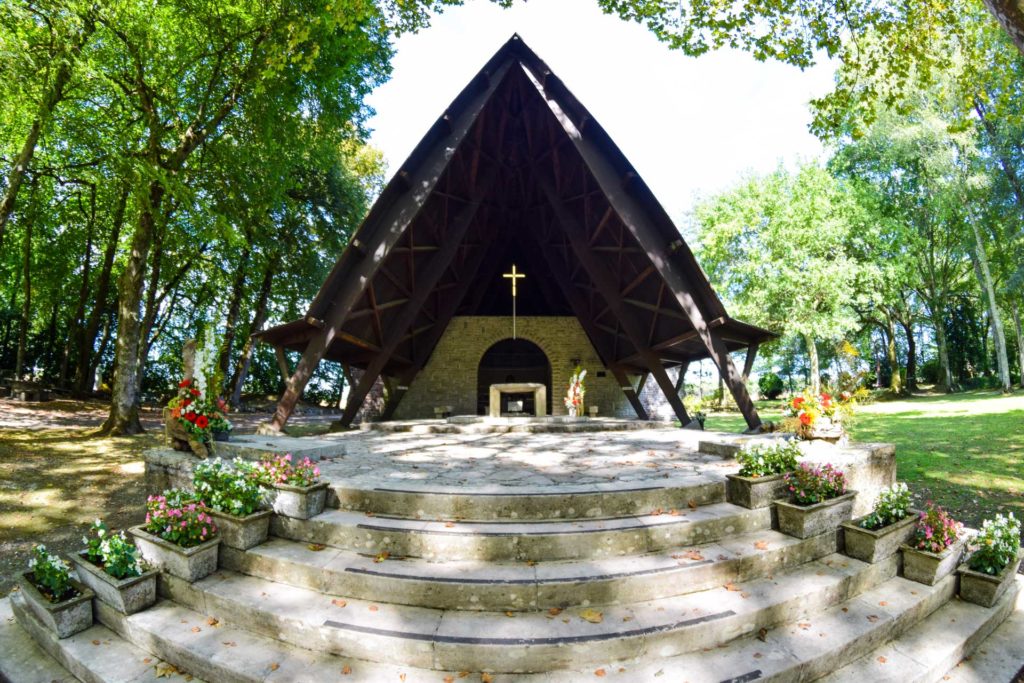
[706,390,1024,533]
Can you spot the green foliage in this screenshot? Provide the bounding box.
[758,372,784,400]
[784,462,846,505]
[82,519,144,579]
[193,459,264,517]
[735,441,801,478]
[967,513,1021,576]
[144,490,217,548]
[860,482,912,530]
[28,545,75,603]
[255,454,321,488]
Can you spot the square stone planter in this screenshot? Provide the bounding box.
[16,572,94,639]
[129,525,220,582]
[775,491,857,539]
[207,508,272,550]
[71,552,158,615]
[726,472,792,509]
[841,511,919,564]
[900,536,967,586]
[958,548,1023,608]
[264,481,329,519]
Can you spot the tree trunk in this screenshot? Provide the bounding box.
[934,312,955,392]
[75,185,128,396]
[885,318,903,394]
[0,17,95,247]
[899,318,918,391]
[803,333,820,394]
[66,185,97,384]
[1012,300,1024,389]
[969,221,1011,391]
[229,258,274,406]
[982,0,1024,58]
[216,243,251,394]
[14,192,34,378]
[100,181,164,436]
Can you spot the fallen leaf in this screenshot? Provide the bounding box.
[481,674,493,683]
[458,672,470,678]
[92,639,101,646]
[307,543,326,551]
[504,611,515,618]
[797,622,811,630]
[191,626,201,633]
[723,582,743,592]
[375,551,390,563]
[222,641,237,647]
[332,599,348,608]
[753,652,763,659]
[878,656,887,664]
[669,509,681,516]
[445,677,456,683]
[206,617,220,627]
[687,499,698,509]
[143,658,152,664]
[399,674,406,682]
[867,615,879,623]
[757,627,768,642]
[269,663,279,671]
[579,608,604,623]
[879,601,888,607]
[841,607,849,613]
[651,508,663,516]
[526,560,537,567]
[754,541,769,551]
[445,522,455,528]
[740,592,750,599]
[155,663,179,678]
[622,616,634,622]
[595,668,607,677]
[342,665,352,674]
[369,605,379,612]
[683,550,704,561]
[548,607,563,617]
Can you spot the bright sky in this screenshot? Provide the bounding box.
[365,0,838,223]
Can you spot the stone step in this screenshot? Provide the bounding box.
[5,594,204,683]
[157,553,896,672]
[328,473,727,521]
[270,500,771,562]
[219,528,838,611]
[825,576,1023,683]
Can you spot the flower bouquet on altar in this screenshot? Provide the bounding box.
[164,378,217,458]
[563,366,587,418]
[782,389,855,443]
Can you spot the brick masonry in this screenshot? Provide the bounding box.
[393,316,633,419]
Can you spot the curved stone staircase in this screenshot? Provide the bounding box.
[2,443,1021,682]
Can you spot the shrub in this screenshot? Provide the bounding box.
[193,459,263,517]
[144,490,217,548]
[758,372,785,400]
[736,441,801,478]
[860,483,912,530]
[83,519,143,579]
[255,454,321,488]
[967,513,1021,576]
[783,462,846,505]
[28,545,76,603]
[910,503,962,554]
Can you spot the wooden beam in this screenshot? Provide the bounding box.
[611,367,648,420]
[274,347,292,384]
[337,164,500,427]
[266,60,514,432]
[742,342,759,382]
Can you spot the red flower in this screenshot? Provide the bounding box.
[178,379,191,388]
[190,388,201,397]
[182,398,191,407]
[791,396,805,408]
[195,415,209,429]
[185,412,197,423]
[799,413,812,426]
[820,392,831,402]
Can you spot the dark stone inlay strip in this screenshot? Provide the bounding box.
[343,558,715,585]
[720,671,762,683]
[371,485,669,496]
[323,609,735,645]
[355,517,692,537]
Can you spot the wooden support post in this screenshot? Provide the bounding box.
[742,342,759,381]
[612,367,648,420]
[265,333,331,433]
[675,361,690,395]
[636,371,649,395]
[274,347,292,384]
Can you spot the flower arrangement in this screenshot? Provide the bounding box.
[736,441,801,478]
[784,462,846,505]
[254,453,321,488]
[860,482,912,531]
[144,489,217,548]
[83,519,143,579]
[208,397,233,434]
[910,502,962,554]
[168,378,214,442]
[783,389,856,436]
[564,366,586,415]
[28,545,77,603]
[193,459,263,517]
[966,513,1021,576]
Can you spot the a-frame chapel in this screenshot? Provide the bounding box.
[256,34,775,432]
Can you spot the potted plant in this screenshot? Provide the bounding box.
[209,397,233,442]
[193,459,271,550]
[775,463,856,538]
[254,454,328,519]
[726,440,801,509]
[782,390,856,444]
[900,503,965,585]
[71,520,158,615]
[17,545,94,638]
[129,489,220,582]
[563,366,586,418]
[841,482,917,563]
[958,513,1022,607]
[165,378,214,458]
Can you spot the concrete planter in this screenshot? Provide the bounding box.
[71,552,158,615]
[841,511,919,564]
[16,572,94,639]
[264,481,329,519]
[129,525,220,582]
[775,491,857,539]
[207,508,271,550]
[958,549,1023,608]
[726,472,792,509]
[212,430,231,442]
[900,536,967,586]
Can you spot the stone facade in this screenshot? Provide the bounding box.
[393,316,632,419]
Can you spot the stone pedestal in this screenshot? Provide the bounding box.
[489,382,546,417]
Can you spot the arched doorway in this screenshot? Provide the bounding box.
[477,339,552,415]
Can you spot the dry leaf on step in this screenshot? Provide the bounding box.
[191,626,201,633]
[154,663,179,678]
[445,677,455,683]
[579,608,604,623]
[332,599,347,608]
[687,499,698,509]
[369,605,379,612]
[91,640,101,646]
[374,551,390,563]
[222,641,237,647]
[878,656,887,664]
[342,665,352,675]
[458,672,470,678]
[505,611,515,618]
[206,617,219,627]
[269,663,279,671]
[757,627,768,642]
[867,615,879,623]
[723,582,742,592]
[595,668,606,677]
[307,543,326,551]
[547,607,563,617]
[753,541,769,550]
[481,674,494,683]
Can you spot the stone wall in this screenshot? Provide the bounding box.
[393,316,633,419]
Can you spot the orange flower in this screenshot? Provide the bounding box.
[799,412,812,426]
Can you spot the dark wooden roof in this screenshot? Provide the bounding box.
[256,34,776,378]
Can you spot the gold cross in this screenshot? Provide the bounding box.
[502,264,525,296]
